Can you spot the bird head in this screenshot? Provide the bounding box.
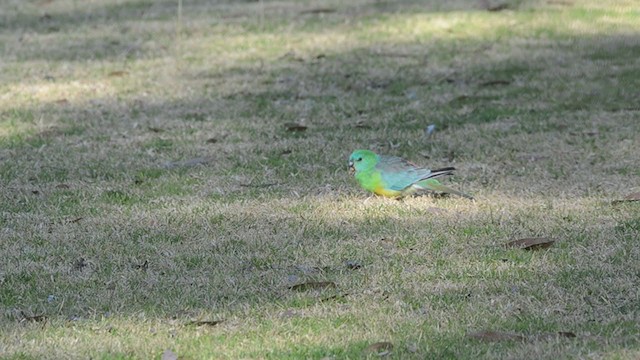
[348,149,377,174]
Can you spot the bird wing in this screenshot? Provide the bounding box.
[376,155,433,191]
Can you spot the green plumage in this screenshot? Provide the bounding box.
[348,149,473,200]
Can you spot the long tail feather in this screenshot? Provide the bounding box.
[427,167,456,178]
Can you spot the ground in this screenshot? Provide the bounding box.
[1,0,639,358]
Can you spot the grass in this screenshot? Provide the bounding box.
[1,0,639,358]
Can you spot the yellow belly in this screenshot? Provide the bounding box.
[374,186,402,197]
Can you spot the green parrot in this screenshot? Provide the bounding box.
[348,149,473,200]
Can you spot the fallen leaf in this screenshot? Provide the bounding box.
[289,281,336,291]
[279,51,305,62]
[467,330,525,342]
[612,192,640,204]
[299,7,337,15]
[186,319,224,327]
[558,331,577,338]
[505,237,555,250]
[108,70,129,77]
[363,342,393,356]
[487,3,509,11]
[54,98,69,104]
[20,311,47,323]
[534,331,577,340]
[284,123,307,132]
[162,349,178,360]
[480,80,511,87]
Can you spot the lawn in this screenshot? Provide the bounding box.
[1,0,639,358]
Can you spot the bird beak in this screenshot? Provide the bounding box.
[348,161,355,174]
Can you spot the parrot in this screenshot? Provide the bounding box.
[348,149,473,200]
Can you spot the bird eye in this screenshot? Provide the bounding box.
[357,157,362,161]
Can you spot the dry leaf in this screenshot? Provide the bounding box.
[487,3,509,11]
[558,331,577,338]
[480,80,511,87]
[186,320,224,327]
[363,342,393,356]
[279,51,305,62]
[289,281,336,291]
[534,331,577,340]
[299,8,337,15]
[20,311,47,323]
[108,71,129,77]
[284,123,307,132]
[162,349,178,360]
[505,237,555,250]
[467,330,525,342]
[613,192,640,204]
[54,98,69,104]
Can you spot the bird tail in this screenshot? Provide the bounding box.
[416,178,475,200]
[428,167,456,178]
